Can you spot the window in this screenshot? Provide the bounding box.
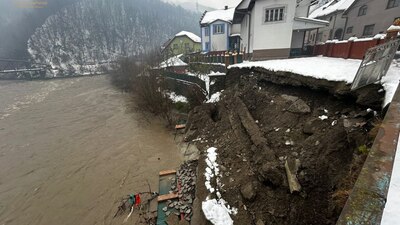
[213,24,224,34]
[346,26,353,34]
[362,24,375,36]
[204,27,209,36]
[334,29,343,39]
[264,7,285,22]
[184,43,189,49]
[173,44,178,49]
[358,5,367,16]
[205,42,210,51]
[387,0,399,9]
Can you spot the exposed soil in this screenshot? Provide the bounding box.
[186,71,383,225]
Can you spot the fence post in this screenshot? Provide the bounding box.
[224,52,229,67]
[233,52,238,64]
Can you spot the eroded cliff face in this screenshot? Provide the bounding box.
[187,71,383,225]
[27,0,199,74]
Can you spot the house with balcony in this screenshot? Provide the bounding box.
[162,31,201,57]
[200,7,240,53]
[233,0,329,60]
[342,0,400,39]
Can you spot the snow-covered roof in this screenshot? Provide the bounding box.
[201,7,235,25]
[309,0,355,18]
[175,31,201,43]
[159,54,188,68]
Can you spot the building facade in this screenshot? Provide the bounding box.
[200,7,239,52]
[162,31,201,56]
[343,0,400,39]
[233,0,328,60]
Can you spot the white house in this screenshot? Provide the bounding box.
[233,0,329,60]
[305,0,355,45]
[200,7,240,52]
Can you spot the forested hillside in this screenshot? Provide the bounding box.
[27,0,200,74]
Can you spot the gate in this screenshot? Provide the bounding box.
[351,39,400,90]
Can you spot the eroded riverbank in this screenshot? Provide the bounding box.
[0,75,182,225]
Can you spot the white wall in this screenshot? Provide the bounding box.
[252,0,296,51]
[295,0,311,17]
[209,21,230,51]
[201,26,210,51]
[231,24,241,34]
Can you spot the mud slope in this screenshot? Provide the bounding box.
[187,72,383,225]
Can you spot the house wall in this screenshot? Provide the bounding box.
[291,31,305,49]
[295,0,312,17]
[239,8,255,54]
[231,24,241,34]
[201,21,231,52]
[343,0,400,39]
[165,36,201,56]
[201,26,211,51]
[251,0,296,60]
[306,11,347,45]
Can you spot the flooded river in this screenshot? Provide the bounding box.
[0,76,183,225]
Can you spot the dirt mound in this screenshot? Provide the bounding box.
[187,73,380,225]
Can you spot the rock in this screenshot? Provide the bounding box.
[259,162,284,187]
[281,94,299,102]
[166,214,180,225]
[163,206,168,212]
[240,182,257,201]
[303,118,319,134]
[256,219,265,225]
[281,95,310,114]
[166,211,171,216]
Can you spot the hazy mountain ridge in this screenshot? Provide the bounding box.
[27,0,200,74]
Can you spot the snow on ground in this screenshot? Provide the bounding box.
[202,147,237,225]
[166,92,188,103]
[207,92,222,103]
[187,71,225,98]
[229,56,400,107]
[159,54,187,68]
[381,133,400,225]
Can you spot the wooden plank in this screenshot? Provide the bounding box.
[157,193,178,202]
[159,169,176,176]
[175,124,186,130]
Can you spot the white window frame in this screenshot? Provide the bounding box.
[214,24,224,34]
[263,5,286,24]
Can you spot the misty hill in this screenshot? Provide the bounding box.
[179,1,215,13]
[0,0,80,58]
[27,0,200,74]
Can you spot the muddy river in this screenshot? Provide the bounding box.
[0,76,183,225]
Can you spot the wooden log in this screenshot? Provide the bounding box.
[157,193,178,202]
[285,158,301,193]
[159,169,176,176]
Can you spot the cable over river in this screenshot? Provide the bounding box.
[0,75,183,225]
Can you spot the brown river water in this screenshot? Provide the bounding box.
[0,75,183,225]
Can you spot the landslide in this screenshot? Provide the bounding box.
[186,72,383,225]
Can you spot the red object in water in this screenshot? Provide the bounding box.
[135,194,141,206]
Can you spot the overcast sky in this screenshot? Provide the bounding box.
[164,0,242,9]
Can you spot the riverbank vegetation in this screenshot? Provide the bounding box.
[110,52,203,126]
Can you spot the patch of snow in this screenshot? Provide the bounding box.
[200,7,235,25]
[230,56,400,107]
[319,115,328,120]
[229,56,360,83]
[381,133,400,225]
[353,37,374,42]
[387,25,400,32]
[374,33,387,40]
[202,147,237,225]
[202,199,234,225]
[207,92,222,103]
[159,54,187,68]
[309,0,355,19]
[331,120,338,126]
[348,37,358,41]
[175,31,201,43]
[167,92,188,103]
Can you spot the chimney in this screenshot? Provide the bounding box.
[225,5,228,10]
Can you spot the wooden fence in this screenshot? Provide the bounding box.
[188,51,244,67]
[313,38,387,59]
